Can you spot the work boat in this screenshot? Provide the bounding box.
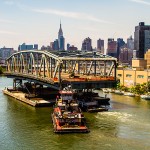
[52,89,89,133]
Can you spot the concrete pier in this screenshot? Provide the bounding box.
[3,89,55,107]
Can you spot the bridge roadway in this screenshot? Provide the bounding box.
[5,50,117,90]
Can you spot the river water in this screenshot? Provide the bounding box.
[0,76,150,150]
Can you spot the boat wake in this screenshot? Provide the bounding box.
[96,111,133,123]
[96,111,150,129]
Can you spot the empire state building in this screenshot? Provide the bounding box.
[58,22,65,50]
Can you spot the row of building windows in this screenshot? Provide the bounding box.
[117,74,150,79]
[126,74,132,77]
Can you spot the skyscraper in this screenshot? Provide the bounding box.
[97,39,104,54]
[127,36,134,50]
[0,47,15,64]
[134,22,150,58]
[119,46,133,65]
[81,37,92,51]
[53,39,59,50]
[107,38,117,57]
[117,38,125,60]
[58,22,65,50]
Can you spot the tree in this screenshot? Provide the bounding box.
[0,66,3,74]
[147,81,150,92]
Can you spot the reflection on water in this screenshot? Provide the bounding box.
[0,76,150,150]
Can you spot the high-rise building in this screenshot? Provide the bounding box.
[145,30,150,53]
[59,36,65,50]
[53,39,59,50]
[119,46,133,65]
[81,37,92,51]
[97,39,104,54]
[145,49,150,68]
[107,38,117,57]
[18,43,38,51]
[117,38,125,60]
[127,36,134,50]
[50,42,54,50]
[58,22,65,50]
[67,43,70,50]
[34,44,38,50]
[134,22,150,58]
[0,47,15,64]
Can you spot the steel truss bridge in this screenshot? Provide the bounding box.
[5,50,117,90]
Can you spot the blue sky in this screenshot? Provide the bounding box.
[0,0,150,50]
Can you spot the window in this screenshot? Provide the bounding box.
[137,75,144,78]
[118,74,122,77]
[126,74,132,77]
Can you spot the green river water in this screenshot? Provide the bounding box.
[0,76,150,150]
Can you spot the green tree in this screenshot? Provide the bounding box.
[130,86,135,93]
[121,85,129,92]
[147,81,150,92]
[0,66,3,74]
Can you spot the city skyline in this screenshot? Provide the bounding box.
[0,0,150,50]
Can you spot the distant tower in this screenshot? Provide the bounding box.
[117,38,125,60]
[58,21,65,50]
[81,37,92,51]
[127,36,134,50]
[53,39,59,50]
[134,22,150,58]
[97,39,104,54]
[106,38,117,57]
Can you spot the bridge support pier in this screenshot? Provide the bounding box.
[13,78,22,90]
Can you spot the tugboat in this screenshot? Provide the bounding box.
[52,87,89,133]
[74,89,110,112]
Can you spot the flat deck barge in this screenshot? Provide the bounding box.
[3,89,55,107]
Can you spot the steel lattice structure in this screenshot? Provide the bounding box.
[6,50,117,89]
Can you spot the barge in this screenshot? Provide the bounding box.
[74,90,110,112]
[52,89,89,133]
[3,88,56,107]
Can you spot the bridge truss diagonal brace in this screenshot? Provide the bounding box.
[53,60,63,80]
[107,61,115,76]
[38,54,50,77]
[87,61,93,75]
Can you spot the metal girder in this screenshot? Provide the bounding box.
[6,50,117,89]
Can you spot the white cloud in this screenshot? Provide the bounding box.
[32,8,80,19]
[31,8,114,24]
[130,0,150,5]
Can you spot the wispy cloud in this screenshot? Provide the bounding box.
[31,8,114,24]
[130,0,150,5]
[78,27,99,32]
[0,30,17,35]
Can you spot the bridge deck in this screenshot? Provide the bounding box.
[6,50,117,89]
